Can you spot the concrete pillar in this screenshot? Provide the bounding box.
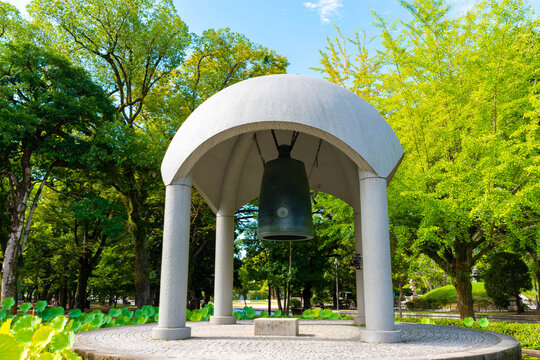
[209,134,252,325]
[353,210,365,325]
[209,212,237,324]
[152,175,192,340]
[358,171,401,343]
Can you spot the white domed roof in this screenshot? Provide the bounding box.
[162,74,403,212]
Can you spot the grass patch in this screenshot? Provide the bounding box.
[407,283,493,310]
[422,283,487,302]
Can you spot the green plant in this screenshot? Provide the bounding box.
[0,304,81,359]
[233,306,258,320]
[289,298,301,308]
[300,308,352,320]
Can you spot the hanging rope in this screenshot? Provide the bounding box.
[290,131,299,150]
[271,130,279,150]
[308,139,323,180]
[253,133,265,166]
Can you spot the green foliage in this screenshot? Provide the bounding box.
[478,318,490,329]
[35,301,48,314]
[0,300,80,359]
[463,317,475,327]
[316,0,540,319]
[18,303,32,315]
[233,306,258,320]
[188,304,212,322]
[409,283,493,310]
[246,290,269,301]
[289,298,301,308]
[1,298,15,312]
[300,308,352,320]
[0,333,25,360]
[68,309,82,319]
[483,252,532,308]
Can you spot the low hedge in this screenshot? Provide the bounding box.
[395,316,540,350]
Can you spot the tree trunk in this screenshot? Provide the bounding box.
[398,283,404,318]
[515,294,523,315]
[454,269,475,319]
[285,282,290,316]
[275,287,282,312]
[268,285,272,314]
[302,285,312,310]
[535,259,540,311]
[187,287,200,310]
[59,286,67,308]
[130,193,151,307]
[76,264,92,310]
[1,206,25,302]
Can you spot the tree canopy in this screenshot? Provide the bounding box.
[315,0,540,318]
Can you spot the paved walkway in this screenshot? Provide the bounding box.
[74,320,520,360]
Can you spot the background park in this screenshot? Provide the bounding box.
[0,0,539,358]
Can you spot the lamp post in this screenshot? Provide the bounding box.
[334,257,339,312]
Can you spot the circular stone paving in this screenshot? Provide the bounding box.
[74,320,520,360]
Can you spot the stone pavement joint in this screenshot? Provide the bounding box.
[73,320,521,360]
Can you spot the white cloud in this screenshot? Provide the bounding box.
[303,0,343,23]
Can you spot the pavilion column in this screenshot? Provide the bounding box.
[353,210,365,325]
[358,171,401,343]
[152,174,192,340]
[209,134,251,325]
[209,211,237,324]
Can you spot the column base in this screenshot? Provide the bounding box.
[354,316,365,325]
[151,326,191,340]
[209,315,237,325]
[358,329,402,343]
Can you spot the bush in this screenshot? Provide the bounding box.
[483,252,532,309]
[405,301,416,310]
[290,298,301,308]
[247,290,268,300]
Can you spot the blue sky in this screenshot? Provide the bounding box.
[6,0,540,77]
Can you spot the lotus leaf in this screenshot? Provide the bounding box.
[32,326,55,349]
[463,317,474,327]
[35,301,48,313]
[19,303,33,315]
[478,318,489,329]
[1,297,15,311]
[68,309,82,319]
[0,333,25,360]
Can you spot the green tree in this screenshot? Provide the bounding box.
[0,2,29,42]
[173,28,288,114]
[483,252,532,313]
[0,42,114,302]
[315,0,539,318]
[34,178,126,309]
[149,28,288,308]
[29,0,192,306]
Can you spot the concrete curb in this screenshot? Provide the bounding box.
[73,321,522,360]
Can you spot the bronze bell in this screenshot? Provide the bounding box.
[258,144,313,240]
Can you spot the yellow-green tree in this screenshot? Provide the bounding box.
[315,0,539,318]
